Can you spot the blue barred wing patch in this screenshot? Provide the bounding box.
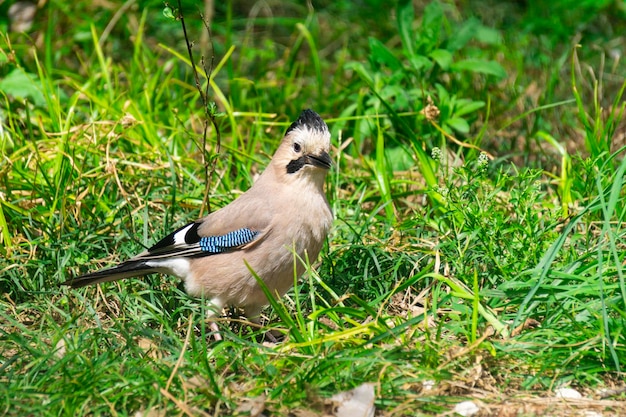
[198,228,259,253]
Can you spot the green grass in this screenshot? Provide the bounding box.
[2,1,626,415]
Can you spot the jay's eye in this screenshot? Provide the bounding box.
[293,142,302,153]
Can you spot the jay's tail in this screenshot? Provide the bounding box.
[62,260,159,288]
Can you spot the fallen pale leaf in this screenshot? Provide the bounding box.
[234,394,266,417]
[330,383,375,417]
[555,387,583,399]
[54,338,66,359]
[454,400,479,416]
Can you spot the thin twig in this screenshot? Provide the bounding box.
[199,13,221,216]
[175,0,220,216]
[166,313,194,391]
[160,386,210,417]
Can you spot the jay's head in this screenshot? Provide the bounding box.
[273,109,332,183]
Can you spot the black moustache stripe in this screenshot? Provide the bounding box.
[286,156,307,174]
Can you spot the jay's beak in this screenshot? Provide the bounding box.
[307,151,332,170]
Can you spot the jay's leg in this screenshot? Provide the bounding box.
[205,298,225,341]
[246,306,281,343]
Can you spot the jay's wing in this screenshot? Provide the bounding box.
[143,221,261,259]
[64,183,275,288]
[144,191,274,260]
[63,220,265,288]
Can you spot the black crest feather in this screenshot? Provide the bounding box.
[286,109,328,135]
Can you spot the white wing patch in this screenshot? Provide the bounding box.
[146,257,191,279]
[172,223,195,245]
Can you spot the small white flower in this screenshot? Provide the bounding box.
[436,186,449,198]
[431,147,442,162]
[477,152,489,171]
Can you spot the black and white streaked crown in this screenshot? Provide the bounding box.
[285,109,328,136]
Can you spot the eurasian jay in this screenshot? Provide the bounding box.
[64,109,333,335]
